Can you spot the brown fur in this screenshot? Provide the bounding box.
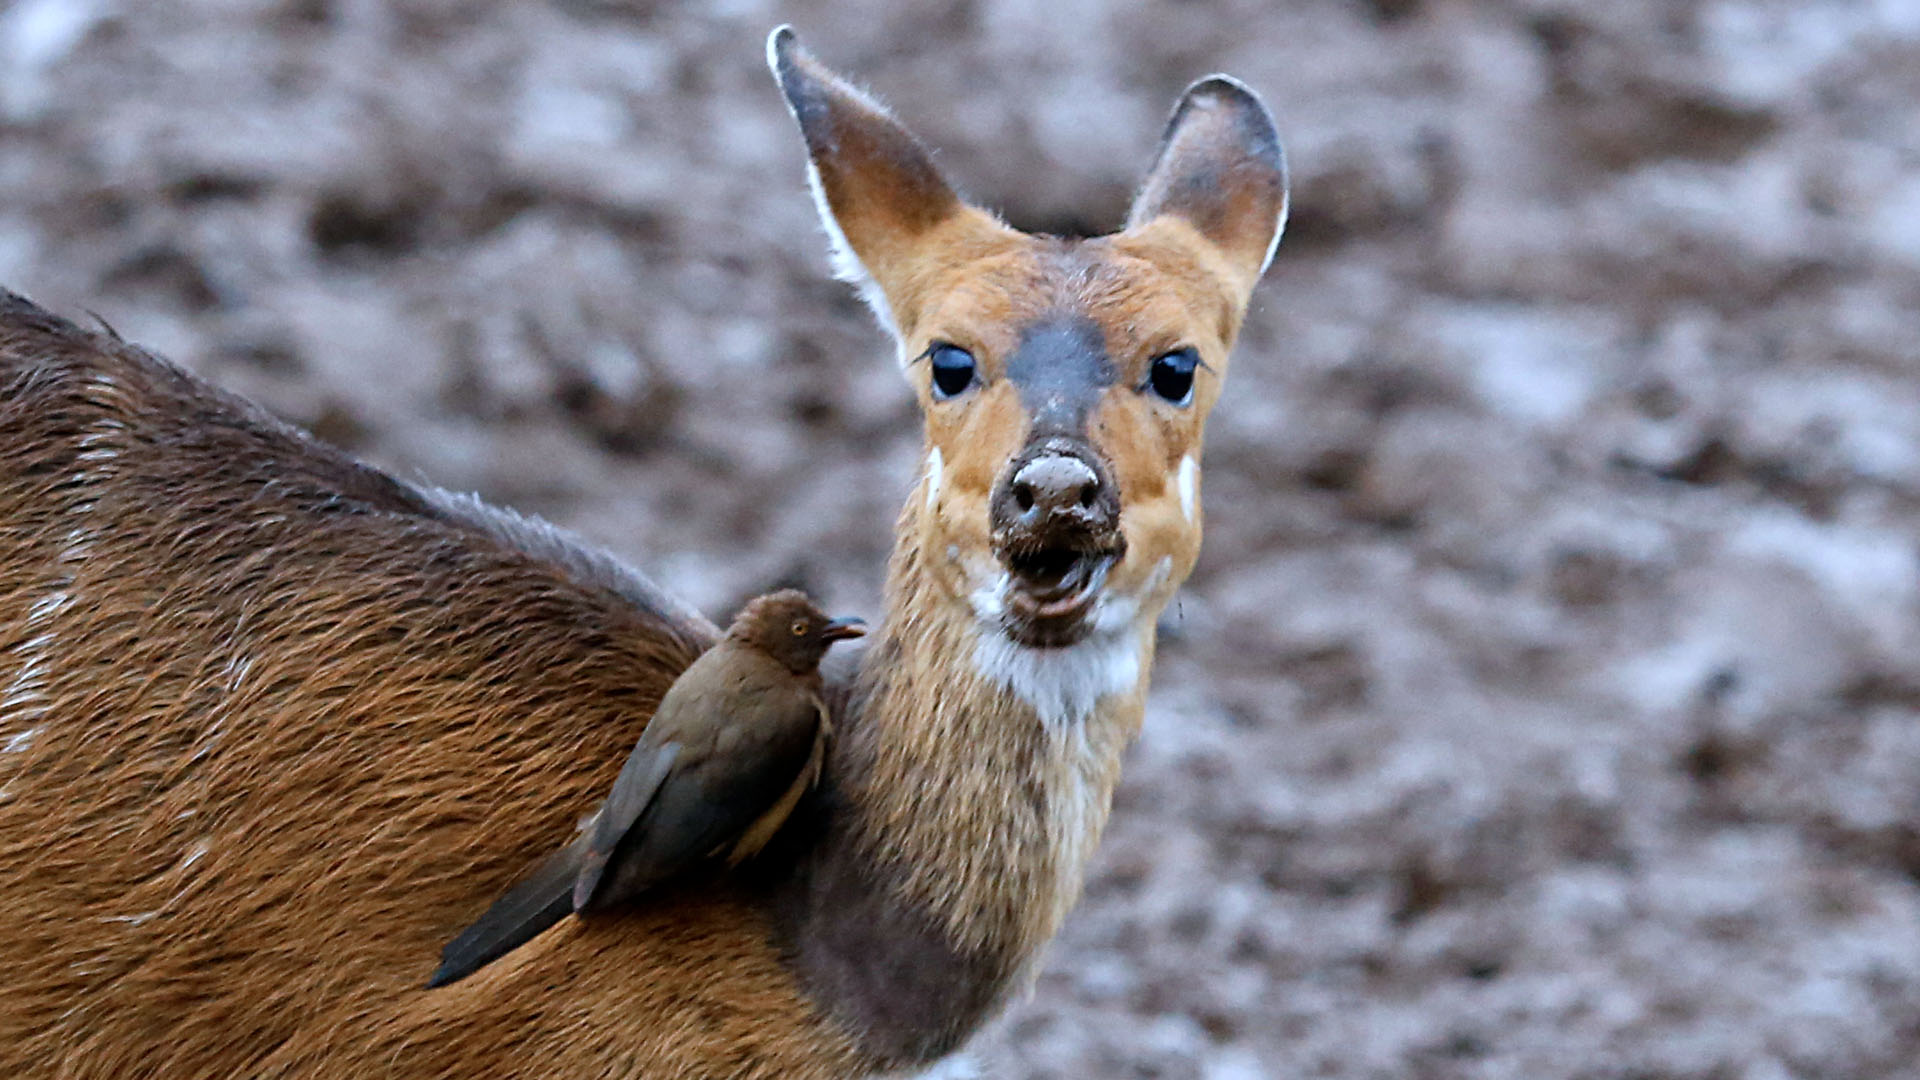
[0,294,868,1077]
[0,29,1286,1078]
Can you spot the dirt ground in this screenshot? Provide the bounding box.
[3,1,1919,1076]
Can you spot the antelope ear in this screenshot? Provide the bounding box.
[768,27,965,339]
[1126,75,1290,293]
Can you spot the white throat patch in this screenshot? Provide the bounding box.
[965,555,1171,728]
[971,625,1141,729]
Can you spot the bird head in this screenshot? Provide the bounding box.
[729,589,866,674]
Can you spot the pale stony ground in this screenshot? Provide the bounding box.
[3,1,1919,1077]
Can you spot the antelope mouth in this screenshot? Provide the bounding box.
[999,542,1122,647]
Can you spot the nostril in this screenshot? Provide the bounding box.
[1077,482,1098,509]
[1014,483,1035,513]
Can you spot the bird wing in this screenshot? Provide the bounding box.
[723,698,828,866]
[425,743,680,989]
[569,739,681,910]
[427,837,588,988]
[572,679,824,912]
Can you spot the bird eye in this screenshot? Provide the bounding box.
[1146,348,1199,406]
[791,621,807,636]
[927,344,977,400]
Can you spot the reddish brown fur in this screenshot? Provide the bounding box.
[0,299,860,1077]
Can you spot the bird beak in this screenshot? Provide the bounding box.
[821,616,867,642]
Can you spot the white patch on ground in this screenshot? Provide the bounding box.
[1177,455,1198,522]
[1424,301,1610,427]
[1729,511,1917,649]
[0,0,108,121]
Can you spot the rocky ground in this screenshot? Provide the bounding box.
[3,0,1919,1076]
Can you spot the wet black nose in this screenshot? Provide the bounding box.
[990,442,1121,545]
[1013,455,1099,517]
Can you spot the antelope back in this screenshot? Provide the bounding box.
[771,29,1287,691]
[0,295,868,1075]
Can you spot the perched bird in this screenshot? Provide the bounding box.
[428,590,864,988]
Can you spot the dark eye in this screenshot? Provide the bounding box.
[791,621,807,637]
[1146,348,1199,405]
[927,344,977,399]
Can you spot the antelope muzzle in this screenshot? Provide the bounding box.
[988,438,1126,647]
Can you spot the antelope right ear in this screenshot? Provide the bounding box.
[1126,76,1290,297]
[768,27,967,341]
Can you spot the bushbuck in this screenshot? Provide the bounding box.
[0,26,1287,1079]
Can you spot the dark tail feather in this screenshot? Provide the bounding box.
[428,841,585,988]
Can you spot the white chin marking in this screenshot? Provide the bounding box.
[925,448,943,511]
[1177,455,1198,523]
[972,620,1141,729]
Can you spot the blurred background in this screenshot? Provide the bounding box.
[3,0,1919,1076]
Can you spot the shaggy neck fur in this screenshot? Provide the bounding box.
[783,496,1152,1066]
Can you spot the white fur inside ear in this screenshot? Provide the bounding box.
[803,160,902,349]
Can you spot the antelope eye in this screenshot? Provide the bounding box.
[927,344,977,399]
[1146,348,1199,405]
[790,621,807,636]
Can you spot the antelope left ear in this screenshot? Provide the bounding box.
[1126,76,1290,293]
[767,26,968,341]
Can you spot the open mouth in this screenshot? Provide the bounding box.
[1000,542,1122,646]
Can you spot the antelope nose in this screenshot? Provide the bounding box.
[990,449,1125,547]
[1011,455,1101,519]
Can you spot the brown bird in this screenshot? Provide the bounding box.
[428,590,864,988]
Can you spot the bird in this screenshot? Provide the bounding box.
[427,589,865,988]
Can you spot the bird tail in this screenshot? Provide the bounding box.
[428,839,585,988]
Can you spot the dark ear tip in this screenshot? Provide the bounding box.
[766,25,796,63]
[767,24,833,125]
[766,25,799,83]
[1184,73,1260,104]
[1175,73,1286,173]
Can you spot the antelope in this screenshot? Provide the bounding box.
[0,26,1287,1079]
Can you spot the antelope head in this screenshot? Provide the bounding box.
[770,28,1286,723]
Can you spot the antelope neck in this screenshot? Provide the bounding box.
[776,528,1143,1067]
